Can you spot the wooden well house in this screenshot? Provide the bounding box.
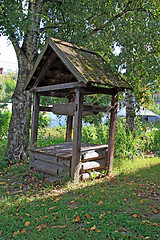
[25,38,131,181]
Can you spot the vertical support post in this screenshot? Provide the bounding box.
[71,88,83,182]
[31,92,40,149]
[66,116,73,142]
[66,96,74,142]
[107,92,118,173]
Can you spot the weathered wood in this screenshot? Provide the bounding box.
[47,69,74,81]
[32,52,57,88]
[81,149,107,161]
[31,82,85,93]
[39,91,70,98]
[31,93,40,149]
[71,88,84,182]
[83,86,124,95]
[107,92,118,173]
[81,158,106,171]
[34,152,71,167]
[24,41,49,90]
[34,160,70,176]
[39,103,112,116]
[29,151,35,171]
[66,96,74,142]
[66,116,73,142]
[48,38,88,84]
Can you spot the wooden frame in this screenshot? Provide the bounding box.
[25,38,132,182]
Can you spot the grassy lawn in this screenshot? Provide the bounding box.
[0,156,160,239]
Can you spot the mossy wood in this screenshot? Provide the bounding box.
[25,38,132,182]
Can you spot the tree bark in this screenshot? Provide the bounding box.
[6,0,43,161]
[125,89,136,133]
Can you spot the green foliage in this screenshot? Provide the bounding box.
[38,112,51,129]
[0,109,11,139]
[0,71,17,102]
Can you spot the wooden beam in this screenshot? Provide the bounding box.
[66,97,74,142]
[31,93,40,149]
[31,82,85,93]
[32,52,57,89]
[83,86,124,95]
[66,116,73,142]
[71,88,84,182]
[39,91,71,98]
[107,93,118,173]
[39,103,113,116]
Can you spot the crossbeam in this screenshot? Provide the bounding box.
[31,82,85,93]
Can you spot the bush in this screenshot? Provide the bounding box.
[0,109,11,139]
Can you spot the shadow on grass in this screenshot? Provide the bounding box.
[0,161,160,239]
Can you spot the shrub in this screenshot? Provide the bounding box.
[0,109,11,139]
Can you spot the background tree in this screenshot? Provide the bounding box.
[0,0,159,160]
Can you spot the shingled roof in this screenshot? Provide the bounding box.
[25,38,131,90]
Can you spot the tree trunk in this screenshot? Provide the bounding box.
[6,56,32,160]
[125,89,136,133]
[6,0,43,161]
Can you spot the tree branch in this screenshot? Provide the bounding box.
[40,25,59,32]
[82,5,153,40]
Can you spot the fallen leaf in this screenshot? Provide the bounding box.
[141,200,143,204]
[98,201,103,205]
[40,224,46,228]
[85,214,92,219]
[133,214,138,218]
[21,229,26,233]
[95,229,101,233]
[152,223,159,226]
[54,197,60,203]
[58,225,67,228]
[24,221,30,227]
[99,214,104,219]
[90,225,96,230]
[153,209,159,214]
[75,215,80,222]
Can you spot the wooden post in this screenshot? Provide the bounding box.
[31,92,40,149]
[66,96,74,142]
[71,88,83,182]
[66,116,73,142]
[107,92,118,173]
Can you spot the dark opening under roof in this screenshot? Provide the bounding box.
[25,38,132,91]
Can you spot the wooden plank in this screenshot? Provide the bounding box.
[81,158,106,171]
[30,93,40,149]
[34,160,70,176]
[83,86,124,95]
[31,82,85,93]
[39,91,69,98]
[81,149,107,161]
[34,152,71,167]
[32,52,57,89]
[29,151,35,171]
[71,88,84,181]
[24,41,49,90]
[107,93,118,173]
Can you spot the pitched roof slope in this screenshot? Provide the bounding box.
[25,38,131,90]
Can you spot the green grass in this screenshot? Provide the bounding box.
[0,156,160,239]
